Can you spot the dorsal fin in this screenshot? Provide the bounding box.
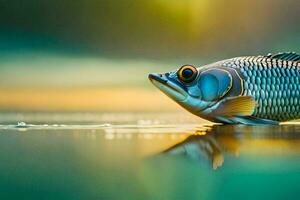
[265,52,300,61]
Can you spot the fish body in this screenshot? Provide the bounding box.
[148,52,300,125]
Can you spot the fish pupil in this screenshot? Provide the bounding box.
[182,69,193,79]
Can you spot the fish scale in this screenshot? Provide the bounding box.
[222,56,300,121]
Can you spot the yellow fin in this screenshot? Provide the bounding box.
[212,96,255,117]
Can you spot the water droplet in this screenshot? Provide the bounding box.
[16,122,27,128]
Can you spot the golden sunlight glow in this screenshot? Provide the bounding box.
[0,87,184,111]
[154,0,213,38]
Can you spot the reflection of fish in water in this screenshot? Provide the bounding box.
[149,52,300,125]
[163,134,224,170]
[162,125,300,170]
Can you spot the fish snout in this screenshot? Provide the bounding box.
[148,73,167,84]
[148,72,188,102]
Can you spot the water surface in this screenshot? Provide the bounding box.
[1,112,300,200]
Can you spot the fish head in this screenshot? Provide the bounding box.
[148,65,234,119]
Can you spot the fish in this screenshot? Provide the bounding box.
[148,52,300,125]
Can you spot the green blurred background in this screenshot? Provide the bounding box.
[0,0,299,111]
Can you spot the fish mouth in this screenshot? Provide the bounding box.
[148,73,187,101]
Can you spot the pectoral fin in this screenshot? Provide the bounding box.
[212,96,256,117]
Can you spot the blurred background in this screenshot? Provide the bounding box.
[0,0,299,112]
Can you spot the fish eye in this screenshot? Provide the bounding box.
[177,65,198,83]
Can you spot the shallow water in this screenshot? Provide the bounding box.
[1,112,300,200]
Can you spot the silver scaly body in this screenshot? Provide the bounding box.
[222,55,300,121]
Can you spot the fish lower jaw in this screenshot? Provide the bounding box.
[150,79,187,102]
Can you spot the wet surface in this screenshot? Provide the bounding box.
[1,112,300,200]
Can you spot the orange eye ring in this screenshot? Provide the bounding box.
[177,65,198,83]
